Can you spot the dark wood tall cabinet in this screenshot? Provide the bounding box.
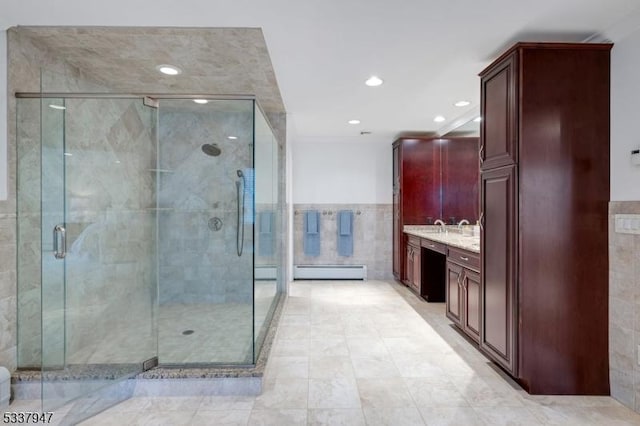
[392,138,440,281]
[479,42,612,395]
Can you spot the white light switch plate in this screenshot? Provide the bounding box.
[615,214,640,235]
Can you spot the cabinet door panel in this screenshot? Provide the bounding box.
[446,261,463,325]
[405,244,413,287]
[412,245,421,293]
[464,269,481,343]
[480,166,517,374]
[481,53,517,170]
[392,144,401,280]
[393,191,401,279]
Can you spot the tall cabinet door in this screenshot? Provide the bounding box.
[480,165,517,375]
[463,269,481,343]
[445,261,463,326]
[480,53,518,170]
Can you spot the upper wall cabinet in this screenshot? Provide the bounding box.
[480,52,518,170]
[441,137,480,223]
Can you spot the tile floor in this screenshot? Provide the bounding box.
[7,280,640,425]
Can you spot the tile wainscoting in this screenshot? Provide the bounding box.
[293,204,392,280]
[609,201,640,412]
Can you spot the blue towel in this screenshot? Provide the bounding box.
[339,211,352,236]
[304,211,320,256]
[337,210,353,256]
[242,168,255,224]
[306,210,318,234]
[258,211,274,256]
[259,210,272,234]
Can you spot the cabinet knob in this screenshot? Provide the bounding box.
[460,256,469,261]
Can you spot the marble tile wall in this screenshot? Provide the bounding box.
[157,106,254,305]
[293,204,393,280]
[5,28,109,371]
[609,201,640,412]
[0,214,17,371]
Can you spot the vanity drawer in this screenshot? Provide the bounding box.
[421,239,447,254]
[407,235,421,246]
[447,247,480,271]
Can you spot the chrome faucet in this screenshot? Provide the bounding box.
[434,219,446,233]
[457,219,470,229]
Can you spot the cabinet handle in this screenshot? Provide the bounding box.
[479,144,484,164]
[460,256,469,261]
[479,212,484,231]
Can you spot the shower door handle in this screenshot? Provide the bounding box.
[53,224,66,259]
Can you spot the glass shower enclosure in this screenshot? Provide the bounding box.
[16,93,283,415]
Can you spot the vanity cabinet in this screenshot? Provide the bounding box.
[446,247,480,343]
[479,42,611,395]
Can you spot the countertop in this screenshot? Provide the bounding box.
[404,225,480,254]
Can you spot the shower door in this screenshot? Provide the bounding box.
[40,96,158,412]
[156,99,255,365]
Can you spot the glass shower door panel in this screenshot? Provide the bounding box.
[41,97,158,412]
[253,104,279,361]
[157,99,254,365]
[41,97,66,381]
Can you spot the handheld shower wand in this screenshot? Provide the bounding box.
[236,170,245,256]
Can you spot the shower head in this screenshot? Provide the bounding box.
[237,169,244,178]
[201,143,221,157]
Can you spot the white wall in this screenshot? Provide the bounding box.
[611,24,640,201]
[292,141,392,205]
[0,30,7,200]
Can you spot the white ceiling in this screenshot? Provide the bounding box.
[3,0,640,145]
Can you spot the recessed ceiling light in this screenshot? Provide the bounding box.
[434,115,446,123]
[348,119,361,125]
[156,64,182,75]
[454,100,471,107]
[115,160,121,164]
[49,104,66,110]
[63,152,72,156]
[227,136,238,140]
[473,116,482,122]
[365,76,383,87]
[193,99,208,104]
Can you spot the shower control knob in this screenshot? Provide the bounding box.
[208,217,223,231]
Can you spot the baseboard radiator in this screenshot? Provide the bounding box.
[293,265,367,280]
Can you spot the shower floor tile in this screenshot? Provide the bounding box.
[158,303,254,365]
[60,281,278,366]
